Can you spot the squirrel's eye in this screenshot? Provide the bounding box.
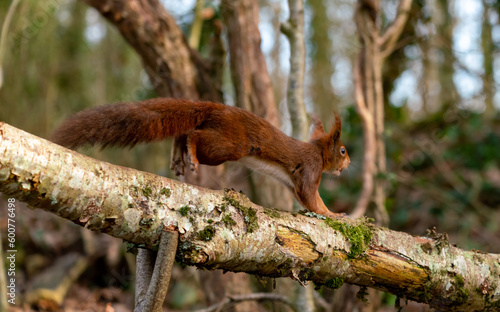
[340,147,346,155]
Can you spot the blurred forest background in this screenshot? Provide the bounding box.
[0,0,499,311]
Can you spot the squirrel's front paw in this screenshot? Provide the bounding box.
[326,211,347,219]
[190,162,199,174]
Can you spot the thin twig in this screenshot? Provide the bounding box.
[312,290,331,311]
[0,0,21,90]
[414,140,490,218]
[188,0,204,50]
[193,293,298,312]
[379,0,413,59]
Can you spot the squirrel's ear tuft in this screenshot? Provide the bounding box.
[309,115,325,141]
[330,112,341,142]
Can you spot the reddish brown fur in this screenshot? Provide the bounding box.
[51,98,350,217]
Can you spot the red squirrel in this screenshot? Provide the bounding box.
[51,98,350,218]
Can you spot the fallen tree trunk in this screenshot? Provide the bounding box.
[0,122,499,311]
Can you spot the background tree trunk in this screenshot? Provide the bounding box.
[281,0,316,310]
[281,0,308,141]
[351,0,412,223]
[220,1,294,310]
[307,0,339,119]
[349,1,412,309]
[220,0,292,211]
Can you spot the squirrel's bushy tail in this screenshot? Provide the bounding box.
[51,98,221,149]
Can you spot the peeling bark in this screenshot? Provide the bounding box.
[1,122,500,311]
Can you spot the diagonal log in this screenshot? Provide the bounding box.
[1,121,499,311]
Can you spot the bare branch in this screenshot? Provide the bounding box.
[379,0,413,58]
[188,0,205,50]
[0,0,21,90]
[134,249,155,310]
[351,55,375,218]
[135,231,178,312]
[194,293,298,312]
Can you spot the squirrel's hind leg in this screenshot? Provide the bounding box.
[170,136,188,176]
[186,133,200,174]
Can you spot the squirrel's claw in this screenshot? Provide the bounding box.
[170,159,185,176]
[190,162,199,174]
